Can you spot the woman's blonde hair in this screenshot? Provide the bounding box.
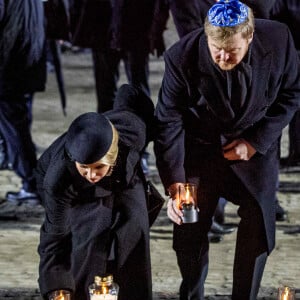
[98,122,119,166]
[204,7,254,41]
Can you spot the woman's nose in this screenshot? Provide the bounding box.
[87,168,96,178]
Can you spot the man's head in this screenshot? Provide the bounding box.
[204,0,254,70]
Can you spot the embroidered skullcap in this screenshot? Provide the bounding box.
[207,0,249,27]
[65,112,113,164]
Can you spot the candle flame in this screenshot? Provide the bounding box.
[282,287,290,300]
[185,189,190,204]
[57,291,65,300]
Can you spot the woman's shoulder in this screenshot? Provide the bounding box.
[36,133,71,188]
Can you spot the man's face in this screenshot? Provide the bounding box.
[207,32,253,70]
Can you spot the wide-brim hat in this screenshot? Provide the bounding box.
[65,112,113,164]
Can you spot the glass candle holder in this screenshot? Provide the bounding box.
[89,275,119,300]
[179,183,199,223]
[49,290,71,300]
[278,286,296,300]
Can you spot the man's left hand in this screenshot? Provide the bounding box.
[223,139,256,161]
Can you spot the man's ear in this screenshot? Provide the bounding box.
[248,32,254,44]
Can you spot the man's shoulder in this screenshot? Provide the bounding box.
[105,111,146,150]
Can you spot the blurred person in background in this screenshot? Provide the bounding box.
[68,0,165,175]
[0,0,46,204]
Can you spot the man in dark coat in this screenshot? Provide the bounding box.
[151,0,286,227]
[37,84,154,300]
[0,0,46,203]
[154,1,300,299]
[270,0,300,167]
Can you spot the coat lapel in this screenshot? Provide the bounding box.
[184,33,273,132]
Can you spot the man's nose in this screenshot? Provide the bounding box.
[220,49,229,61]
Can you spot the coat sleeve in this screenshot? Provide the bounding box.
[154,50,188,189]
[243,26,300,154]
[36,137,75,297]
[38,190,75,298]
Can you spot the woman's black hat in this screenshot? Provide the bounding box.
[65,112,113,164]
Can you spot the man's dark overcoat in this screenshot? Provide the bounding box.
[37,110,152,300]
[155,19,300,252]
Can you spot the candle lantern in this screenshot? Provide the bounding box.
[89,275,119,300]
[49,290,71,300]
[179,183,199,223]
[278,286,296,300]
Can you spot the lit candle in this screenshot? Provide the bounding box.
[179,184,199,223]
[89,275,119,300]
[49,290,71,300]
[90,295,117,300]
[278,286,296,300]
[56,291,65,300]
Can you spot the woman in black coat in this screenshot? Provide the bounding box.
[37,84,154,300]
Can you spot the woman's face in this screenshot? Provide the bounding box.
[207,32,253,70]
[75,160,111,184]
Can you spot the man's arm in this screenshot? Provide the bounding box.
[154,51,188,189]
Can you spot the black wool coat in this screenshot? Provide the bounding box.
[0,0,46,97]
[154,19,300,252]
[37,111,152,300]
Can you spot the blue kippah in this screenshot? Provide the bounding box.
[207,0,248,27]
